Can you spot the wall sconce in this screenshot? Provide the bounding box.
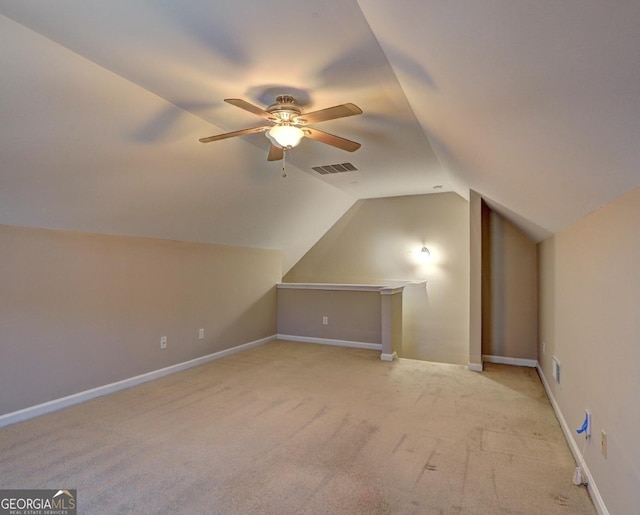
[408,245,432,266]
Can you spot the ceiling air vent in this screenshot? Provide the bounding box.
[312,162,358,175]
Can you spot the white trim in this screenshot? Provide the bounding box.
[0,335,275,429]
[537,363,609,515]
[483,354,537,367]
[468,362,483,372]
[380,352,397,362]
[277,334,382,351]
[277,283,404,295]
[379,287,404,295]
[277,282,403,293]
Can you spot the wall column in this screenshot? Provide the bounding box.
[468,190,483,371]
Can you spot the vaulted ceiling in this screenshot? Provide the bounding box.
[2,1,639,272]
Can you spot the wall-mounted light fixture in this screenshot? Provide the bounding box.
[408,244,433,266]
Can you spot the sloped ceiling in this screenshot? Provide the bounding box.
[1,1,639,272]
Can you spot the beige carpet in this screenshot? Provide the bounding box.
[0,340,595,514]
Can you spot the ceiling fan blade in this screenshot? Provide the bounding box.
[224,98,273,119]
[199,126,268,143]
[267,144,284,161]
[304,127,361,152]
[299,103,362,124]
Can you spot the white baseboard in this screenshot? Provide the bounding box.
[483,354,537,367]
[277,334,382,351]
[468,362,483,372]
[380,351,397,362]
[0,335,276,429]
[537,363,609,515]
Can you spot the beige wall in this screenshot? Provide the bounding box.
[0,225,281,416]
[277,289,381,344]
[484,209,538,360]
[538,187,640,514]
[285,193,470,365]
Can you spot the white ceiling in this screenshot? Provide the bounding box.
[1,1,639,272]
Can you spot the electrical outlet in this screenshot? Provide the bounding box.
[601,430,607,458]
[160,336,167,349]
[322,316,328,325]
[199,328,204,340]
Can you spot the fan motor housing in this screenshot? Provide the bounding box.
[267,95,303,123]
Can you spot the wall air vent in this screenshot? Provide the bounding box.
[311,162,358,175]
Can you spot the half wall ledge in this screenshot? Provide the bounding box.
[276,283,404,360]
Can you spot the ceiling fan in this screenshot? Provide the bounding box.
[199,95,363,161]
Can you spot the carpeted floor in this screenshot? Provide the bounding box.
[0,340,595,514]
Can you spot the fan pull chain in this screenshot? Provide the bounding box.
[281,148,287,178]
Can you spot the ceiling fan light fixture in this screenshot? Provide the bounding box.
[267,125,304,149]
